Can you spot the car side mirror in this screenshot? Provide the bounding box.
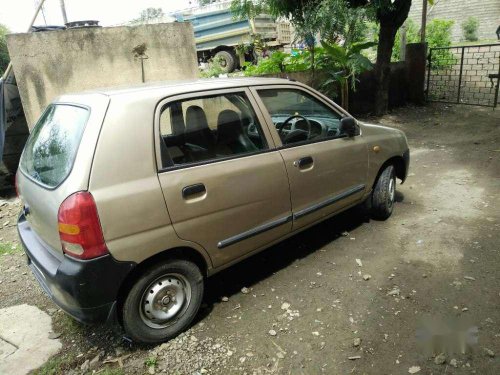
[340,117,357,137]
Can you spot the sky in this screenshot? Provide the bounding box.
[0,0,197,32]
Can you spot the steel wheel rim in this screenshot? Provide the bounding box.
[388,177,395,208]
[139,273,192,329]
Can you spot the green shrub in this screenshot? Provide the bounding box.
[388,18,454,63]
[242,49,320,76]
[427,19,454,48]
[199,55,227,78]
[462,17,479,42]
[427,19,456,70]
[243,51,288,75]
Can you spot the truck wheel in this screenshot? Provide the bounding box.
[122,259,204,344]
[215,50,236,73]
[371,165,396,220]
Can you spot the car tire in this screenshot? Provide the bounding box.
[122,259,204,344]
[371,165,396,220]
[214,50,236,73]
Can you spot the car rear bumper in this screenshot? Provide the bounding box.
[17,213,135,324]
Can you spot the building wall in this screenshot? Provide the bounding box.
[408,0,500,42]
[7,23,198,128]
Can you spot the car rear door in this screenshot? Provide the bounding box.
[251,85,369,230]
[155,88,292,268]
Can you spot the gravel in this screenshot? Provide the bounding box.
[151,332,236,374]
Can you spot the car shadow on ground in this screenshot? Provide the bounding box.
[395,190,404,202]
[104,204,372,350]
[197,203,372,322]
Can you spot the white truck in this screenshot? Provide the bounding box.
[178,1,292,72]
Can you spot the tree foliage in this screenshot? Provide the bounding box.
[231,0,433,114]
[131,8,165,25]
[0,24,9,76]
[230,0,268,20]
[198,0,218,5]
[317,1,368,45]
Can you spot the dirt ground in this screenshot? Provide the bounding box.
[0,103,499,375]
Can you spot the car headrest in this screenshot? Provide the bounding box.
[185,105,209,132]
[217,110,243,143]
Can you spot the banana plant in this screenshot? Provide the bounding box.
[320,40,377,111]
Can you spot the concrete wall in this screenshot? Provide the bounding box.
[7,23,198,127]
[408,0,500,42]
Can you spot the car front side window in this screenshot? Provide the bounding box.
[257,88,348,146]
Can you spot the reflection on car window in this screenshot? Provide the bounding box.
[159,93,268,167]
[258,89,344,145]
[20,105,89,187]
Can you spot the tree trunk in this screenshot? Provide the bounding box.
[372,0,413,116]
[374,23,398,116]
[342,81,349,111]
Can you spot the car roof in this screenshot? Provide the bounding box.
[76,77,297,97]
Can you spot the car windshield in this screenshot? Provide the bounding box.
[20,104,89,188]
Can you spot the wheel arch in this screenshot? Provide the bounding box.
[373,155,407,189]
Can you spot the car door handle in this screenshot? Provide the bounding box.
[294,156,314,169]
[182,183,206,199]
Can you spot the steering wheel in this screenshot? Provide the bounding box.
[277,115,312,144]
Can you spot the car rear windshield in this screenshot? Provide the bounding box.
[20,104,89,188]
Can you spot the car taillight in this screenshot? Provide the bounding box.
[57,191,109,260]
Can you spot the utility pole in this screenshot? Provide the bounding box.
[420,0,427,43]
[59,0,68,24]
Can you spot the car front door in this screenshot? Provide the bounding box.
[251,85,369,230]
[155,88,292,268]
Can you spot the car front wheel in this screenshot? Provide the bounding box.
[371,165,396,220]
[122,259,204,344]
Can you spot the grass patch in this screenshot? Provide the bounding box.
[34,354,73,375]
[55,314,85,335]
[99,368,125,375]
[145,356,157,367]
[35,354,125,375]
[0,242,21,255]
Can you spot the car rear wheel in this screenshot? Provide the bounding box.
[122,259,203,344]
[371,165,396,220]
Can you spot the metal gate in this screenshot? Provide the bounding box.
[426,43,500,108]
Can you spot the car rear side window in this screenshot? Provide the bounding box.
[20,104,89,188]
[159,92,268,168]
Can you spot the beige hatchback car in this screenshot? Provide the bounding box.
[17,78,409,343]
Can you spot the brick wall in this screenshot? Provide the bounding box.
[408,0,500,42]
